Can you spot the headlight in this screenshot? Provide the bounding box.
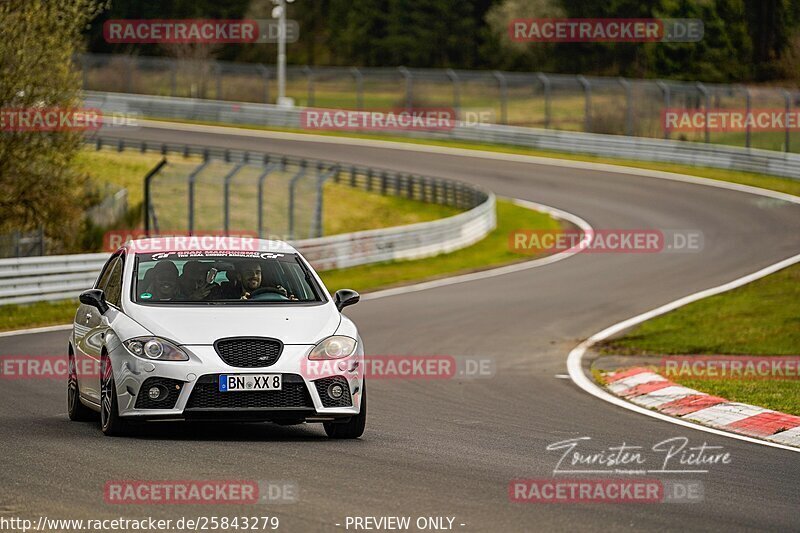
[308,336,357,360]
[123,337,189,361]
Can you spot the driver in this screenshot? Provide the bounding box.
[219,260,291,299]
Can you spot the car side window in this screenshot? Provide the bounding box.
[94,254,118,290]
[103,256,124,308]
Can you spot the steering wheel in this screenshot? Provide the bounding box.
[249,287,290,301]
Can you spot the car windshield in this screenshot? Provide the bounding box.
[132,251,323,304]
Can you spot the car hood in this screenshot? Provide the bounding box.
[125,303,340,345]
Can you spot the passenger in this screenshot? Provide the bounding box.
[143,261,178,301]
[177,260,220,301]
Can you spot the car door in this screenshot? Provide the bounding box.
[75,253,123,403]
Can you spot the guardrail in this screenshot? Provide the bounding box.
[2,135,494,305]
[80,53,800,152]
[87,91,800,181]
[0,254,108,305]
[0,192,494,306]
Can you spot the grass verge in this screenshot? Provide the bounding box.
[75,148,459,238]
[0,199,557,333]
[600,263,800,415]
[320,199,559,293]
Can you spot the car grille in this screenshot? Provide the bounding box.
[214,337,283,368]
[314,376,353,408]
[135,377,183,409]
[186,374,313,410]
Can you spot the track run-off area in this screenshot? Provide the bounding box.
[2,122,800,531]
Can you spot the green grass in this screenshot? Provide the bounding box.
[0,199,557,332]
[603,265,800,356]
[76,149,459,239]
[320,199,559,293]
[0,300,78,332]
[74,149,168,208]
[152,117,800,198]
[669,379,800,416]
[322,181,459,235]
[601,264,800,415]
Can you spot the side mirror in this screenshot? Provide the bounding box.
[334,289,360,312]
[80,289,109,314]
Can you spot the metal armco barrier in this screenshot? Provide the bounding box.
[0,194,493,306]
[87,91,800,182]
[0,254,109,305]
[80,54,800,152]
[1,138,494,305]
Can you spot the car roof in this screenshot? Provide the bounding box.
[122,237,299,255]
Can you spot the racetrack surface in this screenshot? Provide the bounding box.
[2,124,800,531]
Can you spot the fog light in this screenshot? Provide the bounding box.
[148,386,162,401]
[328,383,344,399]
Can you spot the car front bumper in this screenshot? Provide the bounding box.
[108,343,364,422]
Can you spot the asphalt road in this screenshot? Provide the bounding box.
[2,124,800,532]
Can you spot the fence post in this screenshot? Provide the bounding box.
[696,82,710,143]
[143,158,168,236]
[536,72,551,129]
[187,161,210,235]
[287,161,308,240]
[303,65,314,107]
[80,54,88,89]
[656,80,671,139]
[446,68,460,114]
[37,226,45,256]
[257,64,270,104]
[493,71,508,125]
[215,62,223,99]
[125,56,134,93]
[618,77,633,136]
[783,89,792,153]
[223,164,245,235]
[741,85,751,149]
[577,75,592,133]
[398,66,412,110]
[257,162,276,239]
[171,59,177,96]
[350,67,364,110]
[314,164,339,237]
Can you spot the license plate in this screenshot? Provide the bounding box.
[219,374,282,392]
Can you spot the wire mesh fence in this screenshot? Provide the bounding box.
[86,136,486,241]
[80,53,800,153]
[0,229,46,259]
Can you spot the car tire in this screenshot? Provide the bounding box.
[100,353,128,436]
[67,348,95,421]
[324,381,366,439]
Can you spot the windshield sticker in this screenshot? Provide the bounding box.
[140,292,153,299]
[143,250,290,261]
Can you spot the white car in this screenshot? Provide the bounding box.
[68,238,366,439]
